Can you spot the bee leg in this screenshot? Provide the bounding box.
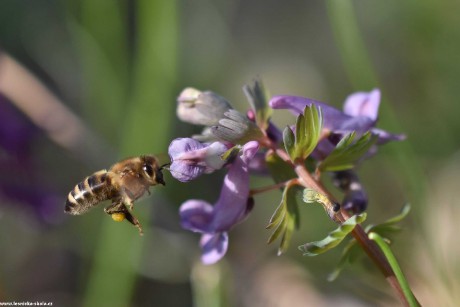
[118,194,135,211]
[104,202,144,235]
[123,209,144,235]
[104,201,125,214]
[123,200,134,211]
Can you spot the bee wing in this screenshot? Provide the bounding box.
[117,171,150,203]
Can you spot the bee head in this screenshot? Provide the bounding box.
[142,155,166,186]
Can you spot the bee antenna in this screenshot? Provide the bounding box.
[160,163,171,170]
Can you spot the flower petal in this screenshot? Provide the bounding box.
[169,161,206,182]
[343,89,380,121]
[200,232,229,265]
[269,95,356,131]
[247,152,269,175]
[311,139,336,161]
[179,199,214,233]
[203,142,229,169]
[241,141,259,164]
[371,128,406,145]
[210,157,250,231]
[335,116,376,135]
[266,120,283,144]
[169,138,204,159]
[269,95,332,116]
[168,138,228,182]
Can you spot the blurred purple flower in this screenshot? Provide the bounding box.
[244,110,280,175]
[269,89,405,159]
[168,138,229,182]
[332,170,368,213]
[0,94,60,223]
[343,89,381,121]
[179,141,259,264]
[342,190,368,213]
[0,94,37,159]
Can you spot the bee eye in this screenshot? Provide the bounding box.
[143,164,154,177]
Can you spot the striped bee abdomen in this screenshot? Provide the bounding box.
[65,170,114,215]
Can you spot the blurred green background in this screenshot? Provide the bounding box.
[0,0,459,306]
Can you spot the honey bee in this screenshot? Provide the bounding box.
[65,155,168,235]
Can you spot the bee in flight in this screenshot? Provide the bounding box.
[65,155,168,235]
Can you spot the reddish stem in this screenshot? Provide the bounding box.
[273,147,412,306]
[250,179,299,196]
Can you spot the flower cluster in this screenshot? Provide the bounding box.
[168,82,404,264]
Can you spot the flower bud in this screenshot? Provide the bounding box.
[177,87,233,126]
[211,110,264,144]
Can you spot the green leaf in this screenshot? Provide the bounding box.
[282,105,323,163]
[294,112,307,158]
[318,132,377,172]
[280,211,296,254]
[328,204,412,281]
[365,203,411,237]
[302,105,323,159]
[283,126,296,161]
[243,78,272,130]
[267,215,287,244]
[299,213,367,256]
[266,198,286,230]
[266,185,301,255]
[297,105,323,161]
[221,146,241,162]
[266,151,297,184]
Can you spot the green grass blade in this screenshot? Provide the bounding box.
[369,232,421,307]
[82,2,178,307]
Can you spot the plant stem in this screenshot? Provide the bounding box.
[369,232,421,307]
[274,147,416,306]
[250,179,299,196]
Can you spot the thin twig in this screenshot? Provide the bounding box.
[250,179,300,196]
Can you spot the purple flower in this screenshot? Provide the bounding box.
[269,89,405,159]
[179,141,259,264]
[343,89,380,121]
[168,138,229,182]
[0,94,37,159]
[332,170,368,213]
[0,95,60,223]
